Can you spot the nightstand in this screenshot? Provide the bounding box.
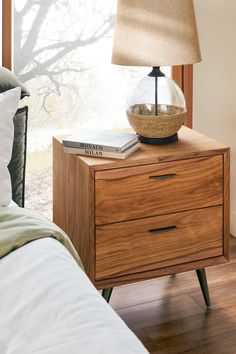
[53,126,230,309]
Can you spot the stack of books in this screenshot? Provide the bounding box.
[62,129,140,159]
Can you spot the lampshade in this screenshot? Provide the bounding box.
[112,0,201,67]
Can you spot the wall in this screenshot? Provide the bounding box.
[0,0,2,66]
[193,0,236,234]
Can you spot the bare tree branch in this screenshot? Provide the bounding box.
[17,14,114,84]
[18,0,41,17]
[14,0,115,114]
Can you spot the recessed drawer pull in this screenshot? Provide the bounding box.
[149,173,177,181]
[149,225,177,235]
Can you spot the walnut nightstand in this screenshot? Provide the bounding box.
[53,127,230,308]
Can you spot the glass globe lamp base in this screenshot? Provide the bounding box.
[139,133,178,145]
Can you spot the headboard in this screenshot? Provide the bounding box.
[8,106,28,207]
[0,66,29,207]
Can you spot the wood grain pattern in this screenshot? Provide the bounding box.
[53,137,67,232]
[53,137,95,280]
[110,249,236,310]
[172,66,183,90]
[53,128,229,290]
[96,206,223,280]
[95,155,223,224]
[183,64,193,128]
[75,126,228,170]
[109,238,236,353]
[95,256,227,290]
[223,150,230,259]
[2,0,12,69]
[75,157,95,278]
[135,304,236,353]
[172,65,193,128]
[117,293,203,331]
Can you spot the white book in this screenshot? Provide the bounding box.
[64,142,140,159]
[62,129,138,153]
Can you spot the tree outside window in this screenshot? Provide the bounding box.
[14,0,170,218]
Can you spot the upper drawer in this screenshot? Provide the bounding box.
[95,155,223,225]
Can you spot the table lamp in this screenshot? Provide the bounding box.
[112,0,201,144]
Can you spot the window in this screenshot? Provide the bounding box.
[2,1,191,218]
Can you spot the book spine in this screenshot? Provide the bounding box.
[64,147,126,159]
[64,143,122,153]
[63,138,139,153]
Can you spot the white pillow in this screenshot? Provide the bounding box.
[0,87,21,206]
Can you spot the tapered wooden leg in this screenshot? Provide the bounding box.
[196,268,211,310]
[102,288,113,303]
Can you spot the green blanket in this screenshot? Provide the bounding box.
[0,206,83,267]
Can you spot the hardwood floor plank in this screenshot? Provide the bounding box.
[144,306,236,353]
[183,330,236,354]
[111,273,197,310]
[189,274,236,310]
[117,294,203,330]
[109,238,236,353]
[111,262,236,310]
[132,329,158,353]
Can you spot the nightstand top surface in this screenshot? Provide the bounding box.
[55,126,229,170]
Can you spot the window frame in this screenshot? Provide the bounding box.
[173,65,193,128]
[2,0,11,69]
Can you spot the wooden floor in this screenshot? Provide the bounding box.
[109,237,236,354]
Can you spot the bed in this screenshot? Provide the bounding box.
[0,73,148,354]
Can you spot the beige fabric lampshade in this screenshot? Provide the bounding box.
[112,0,201,66]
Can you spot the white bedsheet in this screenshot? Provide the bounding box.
[0,238,148,354]
[7,199,18,207]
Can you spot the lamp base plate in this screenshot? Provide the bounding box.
[139,133,178,145]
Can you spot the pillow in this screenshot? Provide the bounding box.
[0,67,29,99]
[0,87,21,206]
[8,106,28,207]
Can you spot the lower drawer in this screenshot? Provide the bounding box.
[95,206,223,280]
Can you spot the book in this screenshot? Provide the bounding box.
[62,129,138,153]
[64,141,140,159]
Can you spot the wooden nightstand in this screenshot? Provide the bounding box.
[53,127,230,308]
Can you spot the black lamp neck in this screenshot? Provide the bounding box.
[148,66,165,77]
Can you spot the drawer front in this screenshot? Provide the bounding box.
[95,155,223,225]
[95,206,223,280]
